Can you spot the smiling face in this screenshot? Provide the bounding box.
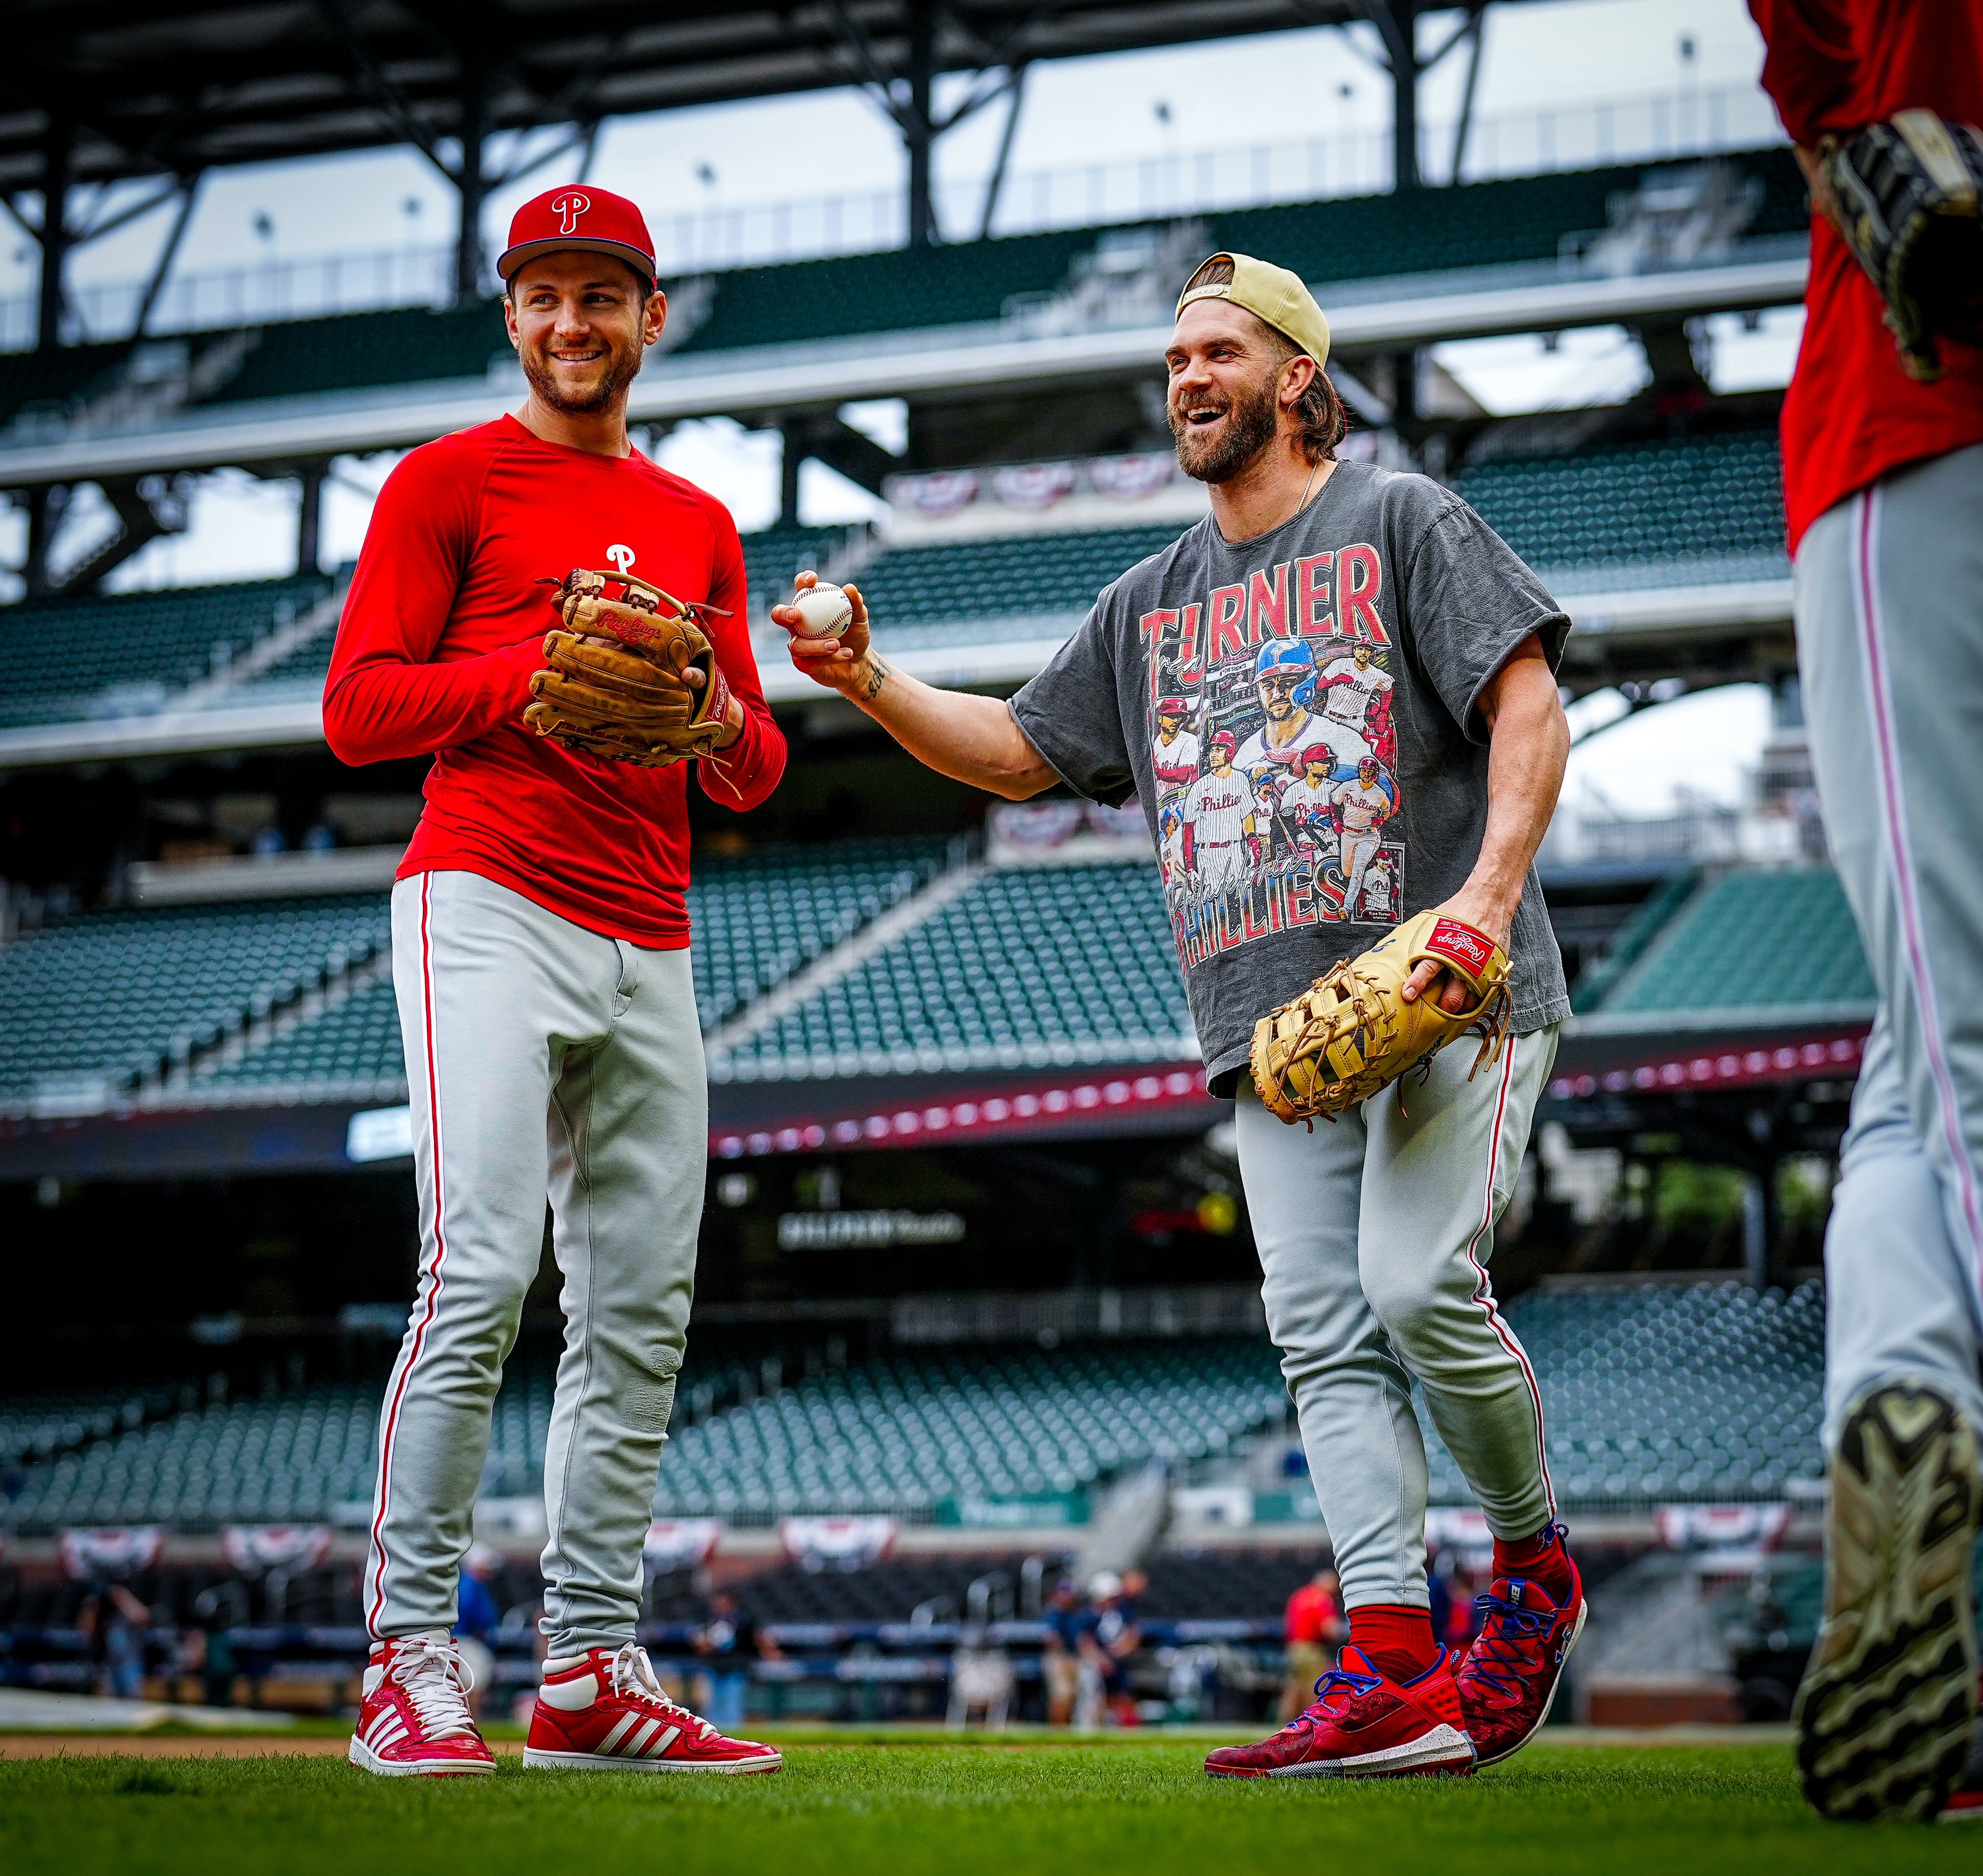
[505,251,665,416]
[1163,298,1293,484]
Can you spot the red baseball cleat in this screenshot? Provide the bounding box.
[1454,1541,1588,1768]
[348,1635,496,1777]
[524,1642,782,1774]
[1204,1645,1475,1779]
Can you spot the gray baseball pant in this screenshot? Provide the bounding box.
[1235,1023,1559,1609]
[1795,442,1983,1444]
[365,868,706,1655]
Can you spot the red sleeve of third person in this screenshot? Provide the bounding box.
[694,507,787,813]
[322,442,545,767]
[1748,0,1859,145]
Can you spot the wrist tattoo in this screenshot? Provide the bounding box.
[860,656,892,703]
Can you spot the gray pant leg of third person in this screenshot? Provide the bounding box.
[1795,443,1983,1444]
[1236,1025,1559,1609]
[366,869,705,1653]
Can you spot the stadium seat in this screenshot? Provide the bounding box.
[0,1281,1825,1532]
[1586,869,1873,1016]
[688,839,952,1030]
[1451,426,1788,592]
[0,895,393,1109]
[0,574,335,730]
[713,860,1190,1081]
[11,153,1799,426]
[1420,1279,1826,1505]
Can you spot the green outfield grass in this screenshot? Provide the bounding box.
[0,1736,1973,1876]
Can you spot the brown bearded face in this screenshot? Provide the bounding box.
[1167,353,1281,484]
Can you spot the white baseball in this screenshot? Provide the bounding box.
[791,582,854,639]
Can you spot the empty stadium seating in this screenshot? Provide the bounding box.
[0,1388,175,1469]
[1452,426,1788,593]
[0,421,1788,735]
[0,574,334,730]
[150,838,952,1099]
[854,526,1183,640]
[0,894,391,1109]
[0,1384,382,1531]
[713,861,1190,1081]
[1585,869,1872,1017]
[654,1341,1283,1517]
[0,1280,1825,1533]
[0,340,133,434]
[142,150,1804,414]
[188,976,403,1094]
[691,839,951,1029]
[1420,1279,1825,1505]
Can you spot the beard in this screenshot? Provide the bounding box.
[1168,367,1280,483]
[520,333,644,415]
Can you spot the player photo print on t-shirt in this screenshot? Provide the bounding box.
[1146,546,1402,970]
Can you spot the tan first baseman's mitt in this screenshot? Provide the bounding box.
[1249,910,1512,1125]
[524,567,734,766]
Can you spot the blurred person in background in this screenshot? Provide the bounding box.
[1280,1567,1346,1721]
[1041,1577,1085,1726]
[1079,1571,1145,1727]
[1748,0,1983,1825]
[77,1582,150,1700]
[694,1587,780,1733]
[453,1544,501,1719]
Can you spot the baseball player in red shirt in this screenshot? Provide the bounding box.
[325,186,785,1778]
[1750,0,1983,1824]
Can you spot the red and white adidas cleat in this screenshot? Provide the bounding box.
[348,1634,496,1777]
[525,1643,782,1774]
[1454,1535,1588,1768]
[1203,1645,1475,1780]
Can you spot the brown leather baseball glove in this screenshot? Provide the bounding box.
[1249,909,1512,1124]
[524,567,734,766]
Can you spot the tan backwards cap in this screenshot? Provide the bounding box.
[1175,252,1330,368]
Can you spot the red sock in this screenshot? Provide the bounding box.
[1494,1524,1574,1604]
[1347,1604,1437,1683]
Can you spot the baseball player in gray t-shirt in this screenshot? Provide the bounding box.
[775,251,1579,1782]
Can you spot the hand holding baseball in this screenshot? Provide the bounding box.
[773,570,873,697]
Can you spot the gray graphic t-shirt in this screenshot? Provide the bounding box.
[1009,458,1572,1096]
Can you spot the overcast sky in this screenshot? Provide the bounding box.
[2,0,1791,813]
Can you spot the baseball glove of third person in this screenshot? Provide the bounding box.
[1249,909,1512,1125]
[524,567,735,765]
[1821,109,1983,382]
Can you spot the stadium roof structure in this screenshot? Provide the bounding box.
[3,0,1518,318]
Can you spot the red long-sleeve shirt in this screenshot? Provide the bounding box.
[1749,0,1983,548]
[323,415,785,946]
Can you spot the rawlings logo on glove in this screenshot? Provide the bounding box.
[1250,909,1512,1125]
[524,567,735,767]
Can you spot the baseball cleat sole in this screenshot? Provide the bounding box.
[522,1745,782,1774]
[347,1738,493,1777]
[1794,1383,1981,1823]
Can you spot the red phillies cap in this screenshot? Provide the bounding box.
[498,186,657,287]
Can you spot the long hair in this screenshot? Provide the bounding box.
[1185,259,1349,465]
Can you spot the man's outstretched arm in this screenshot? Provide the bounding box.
[773,574,1061,800]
